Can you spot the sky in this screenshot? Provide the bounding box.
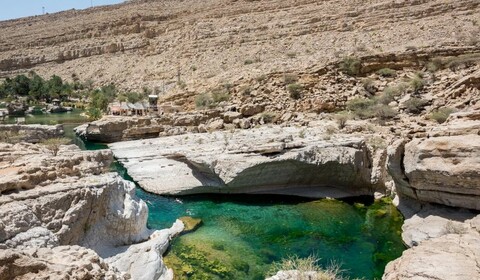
[0,0,125,21]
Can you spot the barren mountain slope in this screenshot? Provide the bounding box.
[0,0,478,93]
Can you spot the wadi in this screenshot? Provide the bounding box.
[0,0,479,279]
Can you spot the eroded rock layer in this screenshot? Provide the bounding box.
[0,142,183,280]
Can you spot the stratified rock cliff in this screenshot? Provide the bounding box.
[0,0,478,92]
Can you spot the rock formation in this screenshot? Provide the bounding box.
[109,125,381,198]
[0,124,64,143]
[0,143,183,279]
[388,111,480,210]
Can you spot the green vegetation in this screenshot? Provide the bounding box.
[334,112,351,129]
[426,54,480,72]
[377,68,396,77]
[0,72,79,102]
[361,78,376,94]
[429,107,455,123]
[87,84,118,119]
[195,93,215,109]
[283,74,298,85]
[409,73,425,93]
[117,91,144,104]
[40,137,71,156]
[260,112,277,123]
[287,83,303,99]
[194,85,231,109]
[286,52,297,58]
[346,97,397,122]
[340,56,362,76]
[403,97,428,114]
[268,255,345,280]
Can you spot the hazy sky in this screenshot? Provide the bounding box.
[0,0,125,21]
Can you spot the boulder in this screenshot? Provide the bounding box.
[240,103,264,117]
[109,126,378,198]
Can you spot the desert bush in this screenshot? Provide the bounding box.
[346,98,375,118]
[371,104,397,120]
[240,85,252,96]
[429,107,455,123]
[287,83,303,99]
[211,90,230,103]
[361,78,376,94]
[410,74,425,92]
[41,137,71,156]
[377,68,396,77]
[261,112,277,123]
[376,91,395,105]
[87,107,102,121]
[427,58,444,72]
[267,255,345,280]
[244,59,254,65]
[340,56,362,76]
[195,93,214,109]
[403,97,428,114]
[284,74,298,85]
[286,52,297,58]
[334,112,351,129]
[256,75,267,82]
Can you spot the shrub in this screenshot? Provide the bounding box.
[361,78,376,94]
[267,255,345,280]
[339,56,361,76]
[346,98,375,118]
[334,112,351,129]
[427,58,444,72]
[244,59,254,65]
[87,107,102,121]
[211,91,230,104]
[403,97,428,114]
[410,74,425,92]
[256,75,267,82]
[41,137,71,156]
[383,86,400,98]
[377,68,396,77]
[286,52,297,58]
[371,104,397,120]
[240,85,252,96]
[261,112,277,123]
[284,74,298,85]
[287,83,303,99]
[429,107,455,123]
[195,93,214,109]
[376,91,395,105]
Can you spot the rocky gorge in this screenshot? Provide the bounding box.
[1,0,480,279]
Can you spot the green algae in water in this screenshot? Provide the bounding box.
[137,190,405,280]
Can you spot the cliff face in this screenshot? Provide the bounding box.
[0,0,478,91]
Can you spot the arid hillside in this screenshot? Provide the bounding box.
[0,0,478,95]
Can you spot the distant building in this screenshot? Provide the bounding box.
[107,101,150,116]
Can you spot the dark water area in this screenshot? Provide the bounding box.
[19,113,405,280]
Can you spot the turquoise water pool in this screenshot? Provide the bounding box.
[136,188,404,280]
